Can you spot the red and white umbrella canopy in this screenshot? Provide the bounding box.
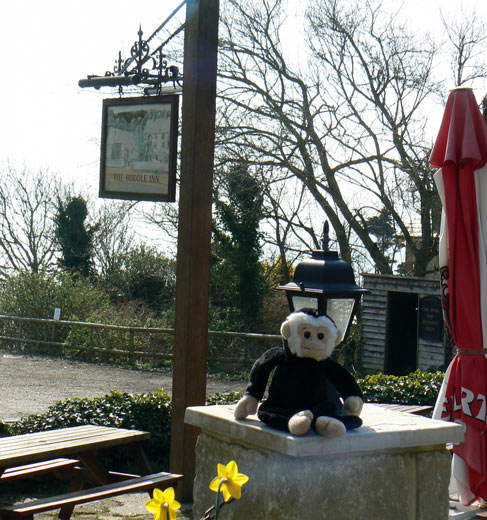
[430,87,487,504]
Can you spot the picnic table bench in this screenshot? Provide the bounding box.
[0,425,182,520]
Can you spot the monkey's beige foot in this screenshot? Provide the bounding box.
[315,416,346,438]
[288,410,313,436]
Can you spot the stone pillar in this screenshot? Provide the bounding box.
[185,404,464,520]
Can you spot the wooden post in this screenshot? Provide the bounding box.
[128,328,135,366]
[169,0,220,502]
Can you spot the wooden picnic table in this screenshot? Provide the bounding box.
[0,425,182,520]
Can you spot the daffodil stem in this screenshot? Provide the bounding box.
[214,479,226,520]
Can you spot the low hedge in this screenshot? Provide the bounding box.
[4,390,172,473]
[359,369,444,407]
[209,370,445,407]
[0,370,444,473]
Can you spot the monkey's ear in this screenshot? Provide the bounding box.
[280,320,291,339]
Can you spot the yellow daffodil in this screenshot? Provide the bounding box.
[209,460,249,502]
[145,487,181,520]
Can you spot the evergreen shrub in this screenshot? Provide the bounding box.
[0,272,113,357]
[359,369,444,406]
[0,272,111,323]
[4,390,172,472]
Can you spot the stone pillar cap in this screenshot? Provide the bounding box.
[185,403,464,458]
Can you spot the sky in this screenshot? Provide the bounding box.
[0,0,485,196]
[0,0,185,194]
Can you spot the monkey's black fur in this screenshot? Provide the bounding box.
[245,341,363,432]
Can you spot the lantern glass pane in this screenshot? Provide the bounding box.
[292,295,318,312]
[326,298,355,342]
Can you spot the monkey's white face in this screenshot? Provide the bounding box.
[281,312,338,362]
[297,323,335,361]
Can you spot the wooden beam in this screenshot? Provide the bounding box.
[169,0,220,502]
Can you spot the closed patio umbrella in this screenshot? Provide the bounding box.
[430,87,487,504]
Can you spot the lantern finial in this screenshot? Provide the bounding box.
[322,221,330,252]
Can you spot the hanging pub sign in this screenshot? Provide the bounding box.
[99,95,178,202]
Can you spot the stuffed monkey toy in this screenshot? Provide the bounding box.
[234,309,363,438]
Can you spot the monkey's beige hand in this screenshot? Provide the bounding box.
[343,396,363,416]
[234,395,259,420]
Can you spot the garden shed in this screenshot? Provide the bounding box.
[361,273,448,375]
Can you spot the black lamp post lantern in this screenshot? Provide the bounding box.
[277,222,368,345]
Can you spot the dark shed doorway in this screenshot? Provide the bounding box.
[386,291,418,375]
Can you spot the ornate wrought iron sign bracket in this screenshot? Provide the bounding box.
[78,25,183,96]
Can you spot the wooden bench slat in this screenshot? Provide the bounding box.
[0,426,149,451]
[0,459,79,482]
[0,426,150,468]
[0,427,111,450]
[0,429,149,454]
[0,472,183,517]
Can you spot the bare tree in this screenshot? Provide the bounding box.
[0,164,60,277]
[216,0,443,276]
[441,7,487,87]
[137,201,179,245]
[91,200,136,279]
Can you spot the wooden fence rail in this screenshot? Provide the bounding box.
[0,315,281,369]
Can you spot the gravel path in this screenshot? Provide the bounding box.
[0,353,246,422]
